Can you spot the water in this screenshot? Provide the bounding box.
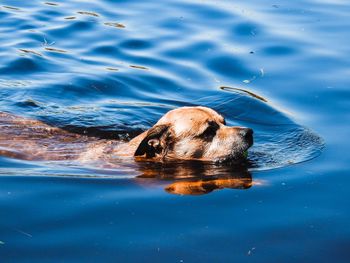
[0,0,349,262]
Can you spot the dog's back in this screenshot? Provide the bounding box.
[0,112,92,161]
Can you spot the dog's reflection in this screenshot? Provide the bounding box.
[134,161,252,195]
[165,176,251,195]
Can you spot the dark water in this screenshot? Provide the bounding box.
[0,0,349,262]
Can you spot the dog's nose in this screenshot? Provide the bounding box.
[238,128,253,145]
[239,128,253,138]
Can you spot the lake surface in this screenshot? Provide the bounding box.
[0,0,349,262]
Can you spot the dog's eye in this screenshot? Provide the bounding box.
[200,121,219,139]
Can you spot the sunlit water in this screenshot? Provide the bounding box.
[0,0,349,262]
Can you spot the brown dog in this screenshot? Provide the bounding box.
[0,106,253,163]
[130,106,253,162]
[0,106,254,195]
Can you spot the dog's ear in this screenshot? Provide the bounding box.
[134,124,170,158]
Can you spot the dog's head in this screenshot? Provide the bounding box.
[133,106,253,162]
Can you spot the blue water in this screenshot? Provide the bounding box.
[0,0,349,262]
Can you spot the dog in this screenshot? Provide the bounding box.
[131,106,253,162]
[0,106,253,195]
[0,106,253,163]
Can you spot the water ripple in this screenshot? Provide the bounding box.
[0,0,326,173]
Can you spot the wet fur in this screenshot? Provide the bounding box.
[0,108,253,195]
[0,106,253,163]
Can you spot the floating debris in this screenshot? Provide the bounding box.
[42,38,55,47]
[220,86,268,102]
[45,47,67,53]
[64,16,76,20]
[243,76,256,84]
[2,5,20,11]
[14,228,33,238]
[77,11,99,17]
[104,22,125,29]
[247,247,256,255]
[106,67,119,71]
[129,65,149,70]
[260,68,265,77]
[19,49,43,57]
[44,2,59,6]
